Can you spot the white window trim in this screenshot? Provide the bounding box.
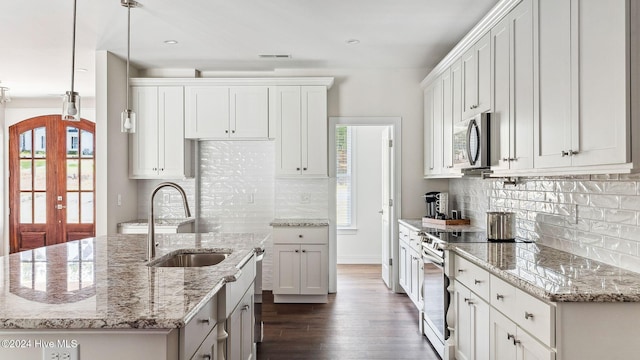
[337,127,357,230]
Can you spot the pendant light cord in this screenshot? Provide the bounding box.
[126,1,131,110]
[70,0,77,94]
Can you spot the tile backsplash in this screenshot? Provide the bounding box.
[137,140,329,289]
[449,174,640,273]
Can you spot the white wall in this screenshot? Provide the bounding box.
[337,126,385,264]
[95,51,138,235]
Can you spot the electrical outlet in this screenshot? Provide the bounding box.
[300,193,311,204]
[117,194,122,207]
[43,346,79,360]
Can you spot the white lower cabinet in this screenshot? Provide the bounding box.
[454,282,490,360]
[490,308,554,360]
[227,287,254,360]
[398,224,423,309]
[272,226,328,303]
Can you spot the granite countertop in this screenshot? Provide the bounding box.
[270,218,329,227]
[0,232,267,330]
[449,242,640,302]
[399,218,484,233]
[118,218,195,228]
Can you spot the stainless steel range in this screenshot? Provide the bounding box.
[419,230,529,359]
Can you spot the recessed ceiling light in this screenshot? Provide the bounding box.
[346,39,360,45]
[164,40,178,45]
[258,54,291,59]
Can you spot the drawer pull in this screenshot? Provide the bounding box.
[199,317,211,325]
[524,312,534,320]
[242,305,250,311]
[474,279,482,285]
[513,339,521,346]
[202,354,212,360]
[298,235,303,238]
[464,297,474,305]
[496,294,504,300]
[507,333,514,341]
[302,249,306,253]
[295,249,299,253]
[457,269,465,273]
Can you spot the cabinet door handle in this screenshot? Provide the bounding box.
[474,279,482,285]
[513,339,521,346]
[561,150,569,157]
[199,317,211,325]
[302,249,306,253]
[524,312,534,320]
[502,157,509,162]
[202,355,212,360]
[232,130,236,134]
[225,130,229,133]
[570,150,579,156]
[303,167,307,171]
[242,304,250,311]
[496,294,504,300]
[296,167,301,171]
[295,249,299,253]
[509,157,517,162]
[298,235,303,238]
[457,269,465,273]
[507,333,514,341]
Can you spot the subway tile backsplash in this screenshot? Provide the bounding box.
[449,176,640,273]
[137,140,329,290]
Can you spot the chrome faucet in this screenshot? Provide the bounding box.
[148,182,191,261]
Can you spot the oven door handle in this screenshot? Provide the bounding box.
[422,249,444,269]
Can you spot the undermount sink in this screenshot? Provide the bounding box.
[150,252,229,267]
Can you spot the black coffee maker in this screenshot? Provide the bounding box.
[424,192,440,218]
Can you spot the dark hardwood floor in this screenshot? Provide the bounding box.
[257,264,441,360]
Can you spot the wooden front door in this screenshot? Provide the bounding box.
[9,115,96,253]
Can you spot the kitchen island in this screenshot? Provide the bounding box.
[0,232,267,360]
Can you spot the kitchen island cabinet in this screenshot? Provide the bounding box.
[0,232,266,360]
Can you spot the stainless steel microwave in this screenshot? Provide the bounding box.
[452,112,490,169]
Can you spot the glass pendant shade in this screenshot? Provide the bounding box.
[62,91,81,121]
[121,109,137,133]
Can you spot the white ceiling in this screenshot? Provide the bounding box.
[0,0,499,98]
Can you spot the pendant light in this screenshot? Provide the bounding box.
[62,0,81,121]
[121,0,138,133]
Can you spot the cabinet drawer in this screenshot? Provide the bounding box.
[399,225,410,242]
[408,231,422,252]
[490,274,517,319]
[273,226,328,244]
[454,255,490,301]
[182,295,218,360]
[515,288,555,347]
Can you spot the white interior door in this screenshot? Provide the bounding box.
[381,127,392,287]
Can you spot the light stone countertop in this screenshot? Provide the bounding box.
[0,232,267,329]
[117,217,195,228]
[270,218,330,227]
[449,242,640,302]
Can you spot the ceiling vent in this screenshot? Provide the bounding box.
[258,54,292,59]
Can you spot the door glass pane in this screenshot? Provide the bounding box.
[34,192,46,224]
[82,262,95,287]
[34,247,46,261]
[67,192,79,224]
[67,159,79,191]
[20,160,32,191]
[67,127,79,157]
[81,240,94,260]
[34,127,46,158]
[34,262,47,291]
[34,159,46,190]
[20,193,32,223]
[20,262,32,288]
[19,130,32,158]
[81,192,93,224]
[81,130,94,158]
[80,159,94,190]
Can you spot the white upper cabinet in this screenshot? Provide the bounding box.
[185,86,269,139]
[491,0,534,172]
[275,86,328,177]
[441,68,456,173]
[462,32,492,119]
[535,0,630,169]
[130,86,193,179]
[424,79,444,177]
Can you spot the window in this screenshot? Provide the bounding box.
[336,126,356,229]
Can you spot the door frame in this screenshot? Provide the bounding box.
[328,116,402,293]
